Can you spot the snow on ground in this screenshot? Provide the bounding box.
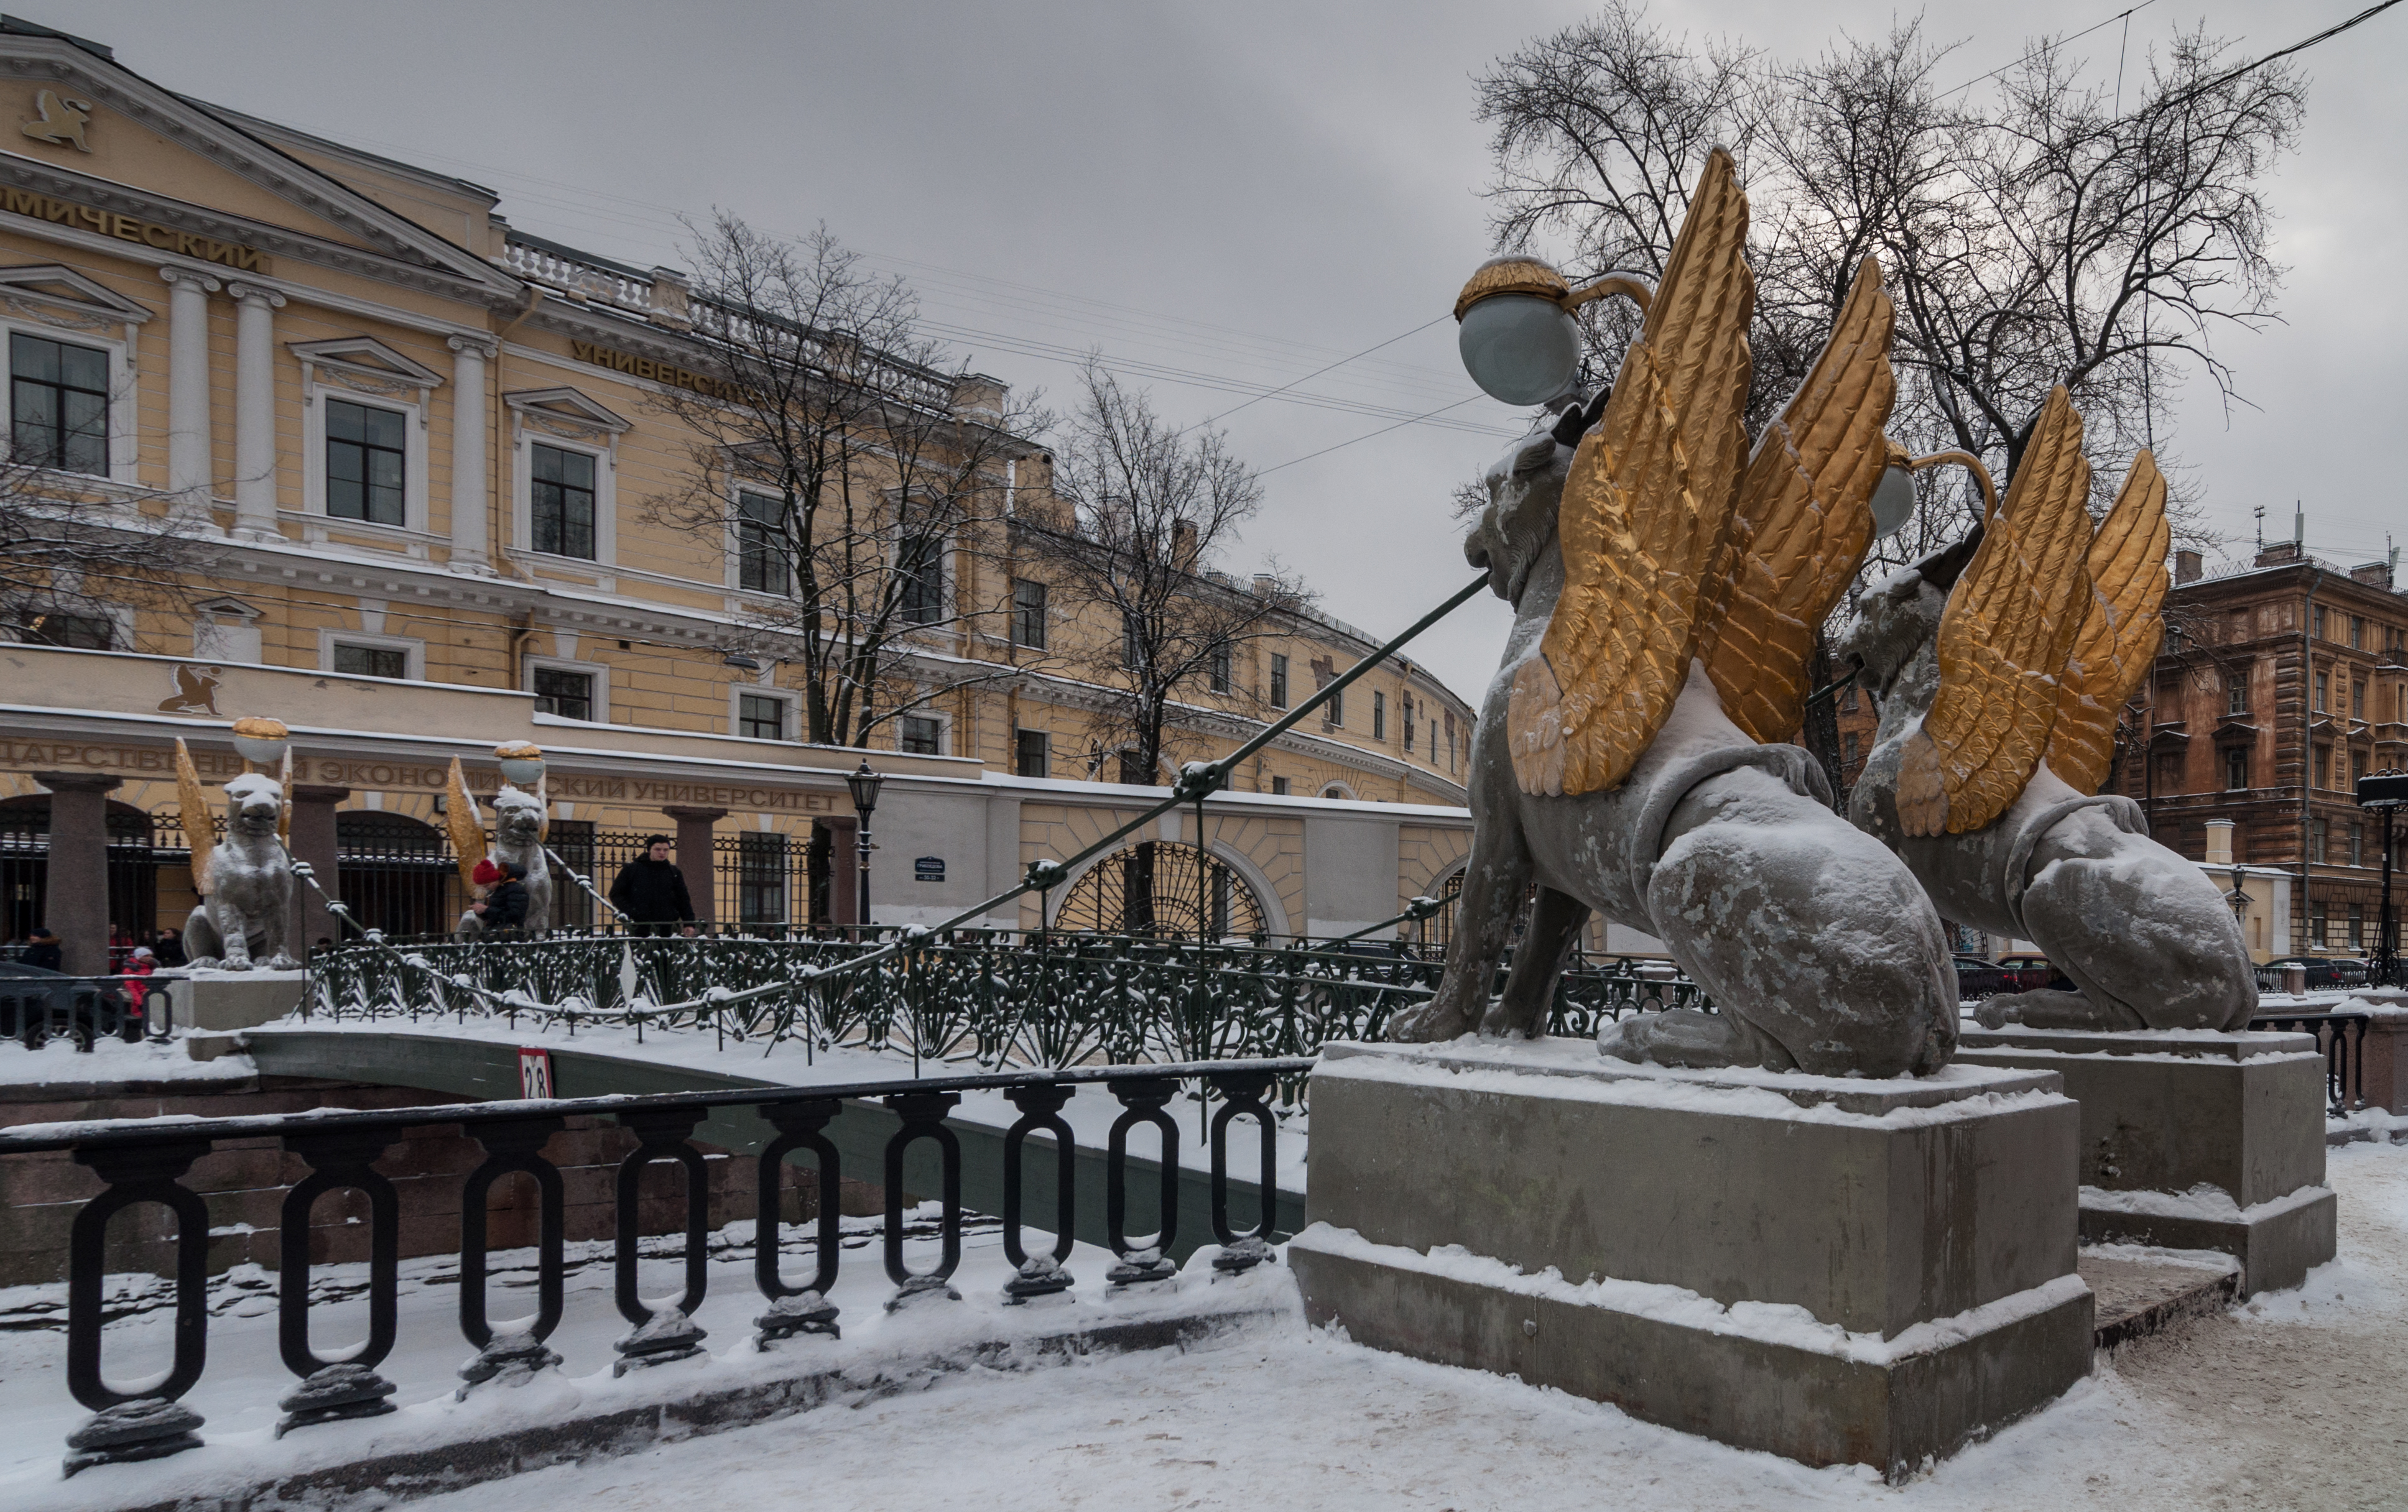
[0,1033,257,1089]
[385,1139,2408,1512]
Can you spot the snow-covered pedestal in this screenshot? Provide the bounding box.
[167,969,306,1032]
[1289,1039,2091,1482]
[1954,1025,2335,1295]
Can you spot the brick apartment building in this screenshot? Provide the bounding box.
[2137,543,2405,957]
[1821,538,2406,961]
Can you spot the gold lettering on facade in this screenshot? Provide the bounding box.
[569,339,744,402]
[1,186,269,272]
[2,737,834,814]
[20,90,91,153]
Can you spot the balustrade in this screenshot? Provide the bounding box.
[2,1059,1307,1476]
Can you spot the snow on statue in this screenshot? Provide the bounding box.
[1389,149,1958,1077]
[445,755,553,936]
[1836,390,2256,1032]
[175,730,298,971]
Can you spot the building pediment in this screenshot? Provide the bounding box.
[505,385,631,437]
[0,31,519,300]
[288,336,445,404]
[0,258,146,317]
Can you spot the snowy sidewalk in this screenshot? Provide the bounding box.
[392,1139,2408,1512]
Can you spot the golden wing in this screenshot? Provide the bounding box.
[1895,387,2095,836]
[444,757,488,891]
[1506,146,1755,796]
[175,739,215,897]
[276,749,293,848]
[2045,451,2169,795]
[1701,256,1896,743]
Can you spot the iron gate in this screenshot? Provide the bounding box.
[1052,841,1267,939]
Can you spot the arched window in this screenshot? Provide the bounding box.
[1053,841,1267,940]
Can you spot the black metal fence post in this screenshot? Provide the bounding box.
[1001,1082,1076,1301]
[63,1138,213,1475]
[611,1107,712,1373]
[275,1128,401,1436]
[1106,1077,1180,1285]
[456,1117,567,1394]
[753,1098,843,1344]
[1206,1070,1278,1273]
[882,1090,963,1308]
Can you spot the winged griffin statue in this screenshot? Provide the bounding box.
[445,753,553,937]
[177,721,299,971]
[1391,149,1959,1077]
[1837,390,2256,1031]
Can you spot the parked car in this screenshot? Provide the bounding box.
[1991,954,2072,992]
[0,960,139,1046]
[2260,956,2369,990]
[1952,954,2012,1001]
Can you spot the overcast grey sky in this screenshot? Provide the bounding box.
[63,0,2406,705]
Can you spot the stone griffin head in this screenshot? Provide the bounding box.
[491,785,545,847]
[1835,528,1983,701]
[1463,393,1605,612]
[219,773,285,836]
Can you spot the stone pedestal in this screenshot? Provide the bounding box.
[168,970,307,1032]
[1291,1039,2091,1481]
[2356,1005,2408,1115]
[1954,1026,2335,1295]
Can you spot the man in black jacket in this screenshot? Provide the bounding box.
[609,837,697,936]
[21,927,63,970]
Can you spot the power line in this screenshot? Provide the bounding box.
[2154,0,2402,113]
[1256,397,1490,477]
[1187,317,1452,432]
[1937,0,2162,99]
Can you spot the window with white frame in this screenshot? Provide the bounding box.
[325,398,407,526]
[530,443,598,560]
[1012,579,1047,649]
[899,537,944,625]
[1209,640,1231,694]
[738,691,788,741]
[737,492,790,595]
[333,642,407,679]
[1014,728,1049,778]
[10,331,108,475]
[532,665,598,722]
[898,714,943,755]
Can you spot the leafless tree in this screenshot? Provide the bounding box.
[1476,5,2305,806]
[1017,359,1310,788]
[641,216,1050,748]
[1475,4,2305,558]
[0,454,218,650]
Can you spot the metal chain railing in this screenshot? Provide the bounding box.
[279,571,1494,1030]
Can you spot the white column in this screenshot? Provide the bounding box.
[158,267,220,527]
[225,280,285,542]
[446,333,496,573]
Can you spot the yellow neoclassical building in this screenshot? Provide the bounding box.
[0,17,1477,967]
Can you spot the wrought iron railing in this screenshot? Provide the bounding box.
[302,931,1713,1072]
[0,973,169,1050]
[0,1059,1307,1475]
[2248,1010,2373,1115]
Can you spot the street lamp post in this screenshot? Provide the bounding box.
[845,760,885,939]
[2358,770,2408,985]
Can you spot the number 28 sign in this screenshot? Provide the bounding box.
[517,1046,554,1100]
